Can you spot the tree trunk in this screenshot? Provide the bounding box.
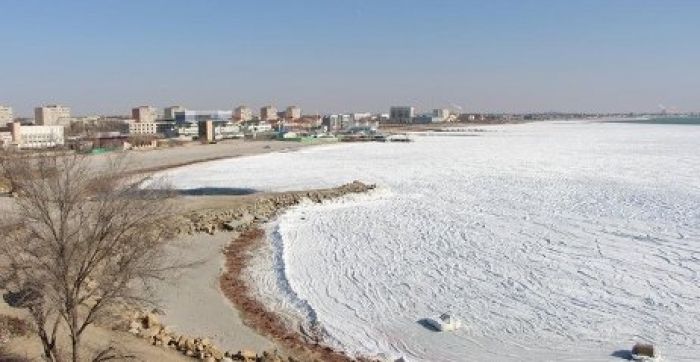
[72,334,80,362]
[71,310,81,362]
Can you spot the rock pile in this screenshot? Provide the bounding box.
[173,181,376,235]
[127,311,289,362]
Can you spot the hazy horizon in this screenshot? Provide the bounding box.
[1,0,699,117]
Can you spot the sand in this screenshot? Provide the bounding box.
[90,138,310,174]
[151,232,275,353]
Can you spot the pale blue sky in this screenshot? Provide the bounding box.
[1,0,699,116]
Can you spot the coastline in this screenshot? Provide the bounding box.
[165,181,378,361]
[221,228,357,362]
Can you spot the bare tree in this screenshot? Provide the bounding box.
[0,152,178,361]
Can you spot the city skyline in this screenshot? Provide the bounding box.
[2,0,700,116]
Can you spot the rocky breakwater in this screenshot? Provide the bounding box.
[126,310,288,362]
[173,180,376,235]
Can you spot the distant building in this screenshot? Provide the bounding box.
[132,106,158,123]
[322,114,351,132]
[350,112,372,126]
[172,110,236,139]
[285,106,301,121]
[128,120,174,136]
[35,105,71,126]
[175,121,241,141]
[164,106,186,121]
[174,110,232,124]
[234,106,253,122]
[413,113,442,124]
[389,106,415,123]
[260,106,278,122]
[199,120,214,143]
[242,122,273,134]
[433,108,451,122]
[0,122,64,149]
[0,106,13,126]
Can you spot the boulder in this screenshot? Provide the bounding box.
[129,320,141,331]
[206,346,224,359]
[239,349,257,361]
[139,326,160,340]
[144,313,160,329]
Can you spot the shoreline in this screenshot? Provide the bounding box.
[187,184,378,361]
[221,228,357,362]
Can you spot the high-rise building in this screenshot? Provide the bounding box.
[260,105,278,122]
[35,105,71,126]
[389,106,415,123]
[0,106,13,126]
[132,106,158,123]
[164,106,186,121]
[285,106,301,121]
[234,106,253,122]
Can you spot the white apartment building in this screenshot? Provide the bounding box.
[0,122,65,149]
[285,106,301,121]
[35,105,71,126]
[234,106,253,122]
[260,106,278,122]
[0,106,13,126]
[131,106,158,123]
[164,106,186,121]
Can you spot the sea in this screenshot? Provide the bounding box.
[163,120,700,361]
[605,115,700,126]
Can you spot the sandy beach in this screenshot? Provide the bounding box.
[90,138,312,174]
[152,232,276,353]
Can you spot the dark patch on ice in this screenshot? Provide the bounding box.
[417,318,441,332]
[176,187,258,196]
[610,349,633,360]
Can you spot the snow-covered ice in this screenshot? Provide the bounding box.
[162,121,700,361]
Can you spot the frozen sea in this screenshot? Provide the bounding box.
[163,121,700,361]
